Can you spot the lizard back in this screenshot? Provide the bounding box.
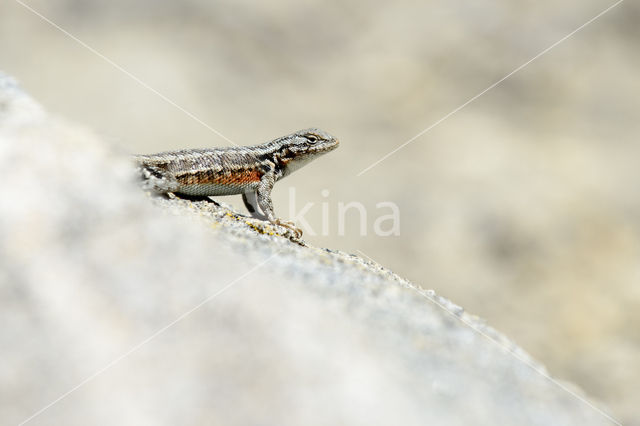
[135,147,271,196]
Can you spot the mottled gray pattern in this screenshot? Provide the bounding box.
[134,128,338,236]
[134,129,338,195]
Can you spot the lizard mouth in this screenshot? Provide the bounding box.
[322,139,339,152]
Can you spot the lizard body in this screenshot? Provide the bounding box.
[134,128,339,237]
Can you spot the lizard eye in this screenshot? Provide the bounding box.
[306,134,319,143]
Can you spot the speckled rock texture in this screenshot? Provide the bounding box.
[0,73,615,426]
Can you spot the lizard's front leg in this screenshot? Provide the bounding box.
[242,191,267,220]
[256,170,303,238]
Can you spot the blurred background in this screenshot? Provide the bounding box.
[2,0,638,423]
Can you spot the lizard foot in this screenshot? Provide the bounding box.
[274,219,303,239]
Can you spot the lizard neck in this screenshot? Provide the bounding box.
[264,139,311,179]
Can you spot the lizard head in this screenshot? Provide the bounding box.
[277,128,339,175]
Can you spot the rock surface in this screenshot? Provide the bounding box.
[0,72,615,425]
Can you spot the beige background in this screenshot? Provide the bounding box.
[2,0,638,423]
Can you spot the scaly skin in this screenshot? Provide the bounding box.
[134,128,339,238]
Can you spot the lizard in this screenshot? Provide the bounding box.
[134,128,339,238]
